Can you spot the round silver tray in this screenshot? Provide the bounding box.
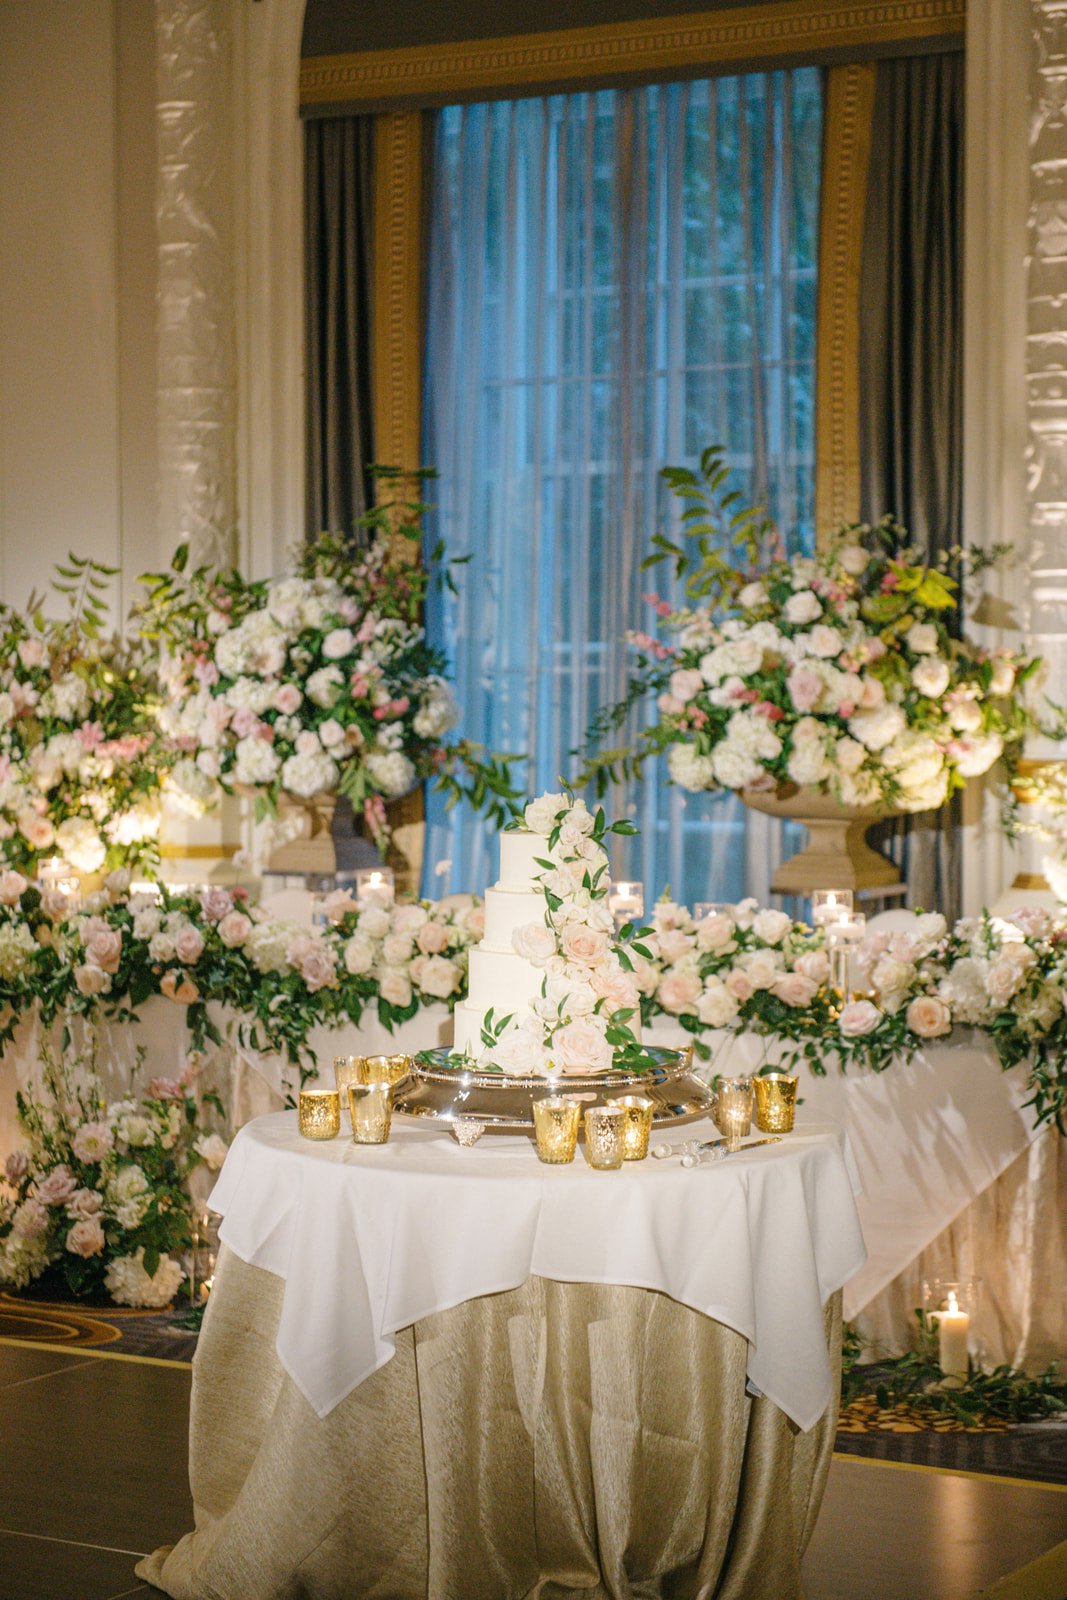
[392,1046,714,1132]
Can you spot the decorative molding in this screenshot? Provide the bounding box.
[814,62,876,543]
[372,111,425,478]
[300,0,965,110]
[155,0,238,572]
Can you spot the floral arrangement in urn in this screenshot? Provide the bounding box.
[140,476,518,854]
[0,556,171,878]
[0,1043,226,1306]
[580,451,1050,882]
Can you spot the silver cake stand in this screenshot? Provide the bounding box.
[392,1046,714,1133]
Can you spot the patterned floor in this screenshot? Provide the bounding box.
[0,1289,199,1363]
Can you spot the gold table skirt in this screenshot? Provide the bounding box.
[140,1248,841,1600]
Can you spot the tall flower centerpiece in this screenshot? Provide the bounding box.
[140,476,519,870]
[0,556,171,881]
[581,450,1050,891]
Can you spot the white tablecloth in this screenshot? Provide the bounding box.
[208,1112,865,1433]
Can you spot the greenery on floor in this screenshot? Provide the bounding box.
[841,1314,1067,1432]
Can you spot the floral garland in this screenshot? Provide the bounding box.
[579,450,1049,818]
[140,479,519,852]
[634,898,1067,1128]
[468,792,651,1076]
[0,870,482,1083]
[0,1042,227,1306]
[0,557,171,876]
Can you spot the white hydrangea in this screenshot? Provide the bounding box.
[306,666,344,708]
[39,673,90,723]
[280,751,339,799]
[0,922,38,981]
[667,743,715,791]
[233,736,280,787]
[245,919,300,974]
[413,679,458,738]
[55,817,107,874]
[104,1248,185,1309]
[365,751,416,798]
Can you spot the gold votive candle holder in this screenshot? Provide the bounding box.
[532,1096,582,1164]
[334,1055,366,1128]
[362,1053,411,1087]
[298,1089,341,1141]
[714,1076,753,1145]
[347,1081,394,1144]
[613,1096,654,1161]
[583,1104,627,1170]
[753,1073,798,1134]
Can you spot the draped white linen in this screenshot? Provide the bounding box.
[421,72,822,905]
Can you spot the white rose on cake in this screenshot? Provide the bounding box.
[549,1018,613,1075]
[512,922,557,965]
[524,793,569,834]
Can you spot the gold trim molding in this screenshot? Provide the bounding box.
[372,110,424,476]
[301,0,964,109]
[814,61,876,543]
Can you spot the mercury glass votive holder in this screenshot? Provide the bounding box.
[752,1073,798,1134]
[613,1096,654,1161]
[713,1075,753,1144]
[532,1097,581,1164]
[362,1053,411,1087]
[583,1104,627,1170]
[298,1089,341,1141]
[347,1081,394,1144]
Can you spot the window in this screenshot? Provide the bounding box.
[422,70,822,901]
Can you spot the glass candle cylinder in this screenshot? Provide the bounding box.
[922,1277,979,1383]
[532,1096,582,1164]
[713,1075,753,1145]
[334,1056,367,1131]
[355,867,395,906]
[583,1104,627,1170]
[694,901,735,921]
[752,1073,798,1133]
[347,1081,394,1144]
[362,1053,411,1087]
[811,889,854,927]
[607,880,644,929]
[298,1089,341,1141]
[613,1096,654,1161]
[825,913,866,1001]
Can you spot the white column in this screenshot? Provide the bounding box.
[155,0,239,571]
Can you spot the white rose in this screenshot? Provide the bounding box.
[549,1019,613,1075]
[838,999,883,1037]
[417,955,461,998]
[911,658,950,698]
[837,545,869,576]
[807,625,842,659]
[696,978,739,1028]
[951,733,1002,778]
[739,949,783,989]
[988,659,1015,696]
[322,629,355,660]
[318,718,346,748]
[738,581,768,608]
[752,909,791,944]
[906,622,939,654]
[524,794,569,835]
[512,923,557,965]
[491,1025,548,1076]
[784,590,822,625]
[344,934,374,974]
[848,705,906,752]
[379,968,413,1008]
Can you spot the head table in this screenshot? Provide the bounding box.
[139,1113,864,1600]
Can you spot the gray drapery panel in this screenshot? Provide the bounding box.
[859,51,964,920]
[305,116,375,538]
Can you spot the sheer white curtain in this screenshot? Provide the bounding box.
[422,72,822,900]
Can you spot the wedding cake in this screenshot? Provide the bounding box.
[451,795,642,1076]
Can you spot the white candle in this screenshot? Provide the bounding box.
[355,866,395,905]
[812,888,854,927]
[937,1290,970,1381]
[607,880,644,926]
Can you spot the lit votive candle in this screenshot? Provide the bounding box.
[825,912,866,1000]
[347,1081,394,1144]
[936,1290,970,1382]
[752,1073,798,1134]
[532,1096,582,1164]
[298,1089,341,1141]
[355,867,395,906]
[583,1104,627,1170]
[607,880,644,928]
[811,889,854,927]
[362,1053,410,1087]
[714,1075,753,1145]
[613,1096,654,1161]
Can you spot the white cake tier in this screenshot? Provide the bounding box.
[497,829,554,892]
[451,1001,482,1056]
[466,946,544,1013]
[482,885,548,951]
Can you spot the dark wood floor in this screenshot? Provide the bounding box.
[1,1339,1065,1600]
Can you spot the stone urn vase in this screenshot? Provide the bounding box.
[741,784,905,894]
[264,792,338,875]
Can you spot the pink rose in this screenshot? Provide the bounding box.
[72,1122,113,1163]
[657,970,703,1015]
[0,870,27,906]
[199,887,234,923]
[217,910,252,948]
[66,1218,105,1258]
[416,920,450,955]
[17,637,46,668]
[669,668,705,704]
[550,1019,613,1075]
[5,1149,30,1185]
[75,964,111,997]
[273,683,302,715]
[66,1186,104,1220]
[230,706,260,738]
[298,947,337,992]
[559,924,611,968]
[11,1198,48,1238]
[589,962,639,1015]
[725,968,755,1001]
[36,1165,78,1206]
[161,971,199,1004]
[466,907,486,938]
[322,889,358,924]
[771,973,819,1008]
[838,1000,883,1037]
[19,812,55,849]
[787,667,823,712]
[174,925,205,965]
[906,995,952,1039]
[84,924,122,974]
[794,949,830,985]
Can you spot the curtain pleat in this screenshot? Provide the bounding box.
[421,76,822,901]
[859,53,964,919]
[304,116,376,539]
